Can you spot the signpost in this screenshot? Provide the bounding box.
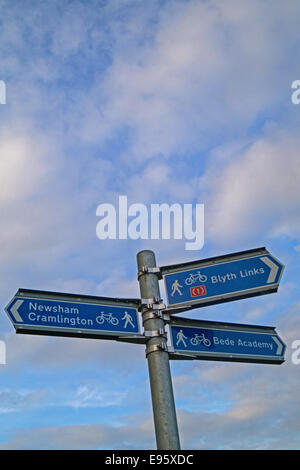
[5,288,143,343]
[3,247,286,451]
[169,317,286,364]
[161,247,284,310]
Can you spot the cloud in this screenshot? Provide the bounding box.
[202,128,300,245]
[75,0,300,162]
[1,0,299,269]
[2,0,300,166]
[0,126,72,268]
[4,329,145,370]
[0,388,48,414]
[66,383,127,410]
[0,416,156,450]
[0,129,48,205]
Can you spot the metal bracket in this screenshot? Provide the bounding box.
[137,266,162,280]
[142,310,163,322]
[140,297,159,307]
[140,298,166,310]
[167,346,199,359]
[116,334,146,344]
[144,328,166,338]
[152,302,166,310]
[142,310,170,322]
[145,342,168,358]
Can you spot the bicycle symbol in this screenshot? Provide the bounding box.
[190,333,211,347]
[185,271,207,285]
[96,312,119,326]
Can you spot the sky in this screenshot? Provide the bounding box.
[0,0,300,450]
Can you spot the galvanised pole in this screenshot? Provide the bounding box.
[137,249,181,450]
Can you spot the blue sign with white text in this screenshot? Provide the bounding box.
[164,253,284,308]
[170,324,285,363]
[5,296,140,337]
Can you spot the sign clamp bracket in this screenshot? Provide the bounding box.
[144,328,167,339]
[142,309,170,322]
[138,266,162,280]
[167,346,198,358]
[145,342,168,358]
[140,297,166,310]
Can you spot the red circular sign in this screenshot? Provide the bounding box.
[190,285,207,297]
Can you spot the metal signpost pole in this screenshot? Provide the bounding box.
[137,250,180,450]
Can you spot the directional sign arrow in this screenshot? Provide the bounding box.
[260,256,279,283]
[5,288,144,343]
[161,247,284,311]
[10,299,24,322]
[168,317,286,364]
[272,335,284,355]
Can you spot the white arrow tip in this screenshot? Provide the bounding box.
[9,299,24,323]
[272,336,284,355]
[260,257,279,284]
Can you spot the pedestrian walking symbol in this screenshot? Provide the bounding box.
[122,311,135,328]
[176,329,188,347]
[171,280,183,297]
